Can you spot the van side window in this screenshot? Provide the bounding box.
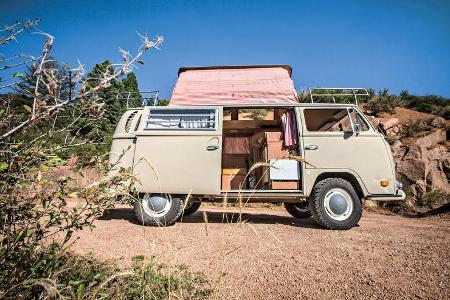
[145,108,217,130]
[303,108,370,132]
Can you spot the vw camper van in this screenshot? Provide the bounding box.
[108,65,405,230]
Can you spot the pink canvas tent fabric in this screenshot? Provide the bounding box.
[169,65,298,105]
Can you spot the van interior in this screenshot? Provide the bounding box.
[221,107,301,192]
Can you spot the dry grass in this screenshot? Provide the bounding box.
[42,156,308,299]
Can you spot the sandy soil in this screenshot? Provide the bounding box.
[72,205,450,299]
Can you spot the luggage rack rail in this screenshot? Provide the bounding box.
[309,88,370,105]
[116,91,160,109]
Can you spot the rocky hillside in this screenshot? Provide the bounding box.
[364,106,449,211]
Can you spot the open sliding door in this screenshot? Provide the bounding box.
[133,106,223,195]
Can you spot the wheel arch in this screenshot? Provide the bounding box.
[310,172,366,200]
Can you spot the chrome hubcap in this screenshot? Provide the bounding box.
[324,188,353,221]
[142,194,172,217]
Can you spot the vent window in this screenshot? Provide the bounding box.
[145,108,218,130]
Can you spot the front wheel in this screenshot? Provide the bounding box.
[134,194,183,226]
[309,178,362,230]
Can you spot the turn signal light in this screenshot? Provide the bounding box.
[380,180,389,187]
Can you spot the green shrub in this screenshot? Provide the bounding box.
[0,250,210,299]
[400,90,450,119]
[400,120,429,138]
[366,95,398,116]
[157,99,170,106]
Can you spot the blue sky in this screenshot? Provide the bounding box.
[1,0,450,98]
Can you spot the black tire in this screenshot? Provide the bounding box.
[285,202,311,218]
[133,194,183,226]
[183,200,201,216]
[308,178,362,230]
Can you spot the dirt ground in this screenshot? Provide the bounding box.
[72,205,450,299]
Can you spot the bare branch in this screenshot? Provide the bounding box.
[31,32,54,116]
[0,19,40,46]
[0,33,163,140]
[0,56,39,71]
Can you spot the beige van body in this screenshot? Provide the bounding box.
[108,65,405,229]
[109,103,405,201]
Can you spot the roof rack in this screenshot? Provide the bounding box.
[309,88,369,105]
[116,91,160,109]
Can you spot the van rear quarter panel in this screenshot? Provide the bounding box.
[108,138,136,173]
[108,109,143,175]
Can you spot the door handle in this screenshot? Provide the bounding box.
[206,145,219,151]
[305,145,318,150]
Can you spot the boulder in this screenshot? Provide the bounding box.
[427,145,450,193]
[394,144,428,192]
[430,117,446,128]
[427,162,450,192]
[380,117,399,130]
[394,141,450,194]
[428,145,450,162]
[390,125,402,134]
[366,116,381,130]
[391,140,403,153]
[415,129,446,148]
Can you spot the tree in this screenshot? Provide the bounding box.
[86,61,143,128]
[157,98,169,106]
[122,72,143,107]
[16,56,70,101]
[86,60,124,126]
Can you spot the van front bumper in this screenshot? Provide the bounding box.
[365,189,406,201]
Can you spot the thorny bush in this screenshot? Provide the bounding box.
[0,20,210,299]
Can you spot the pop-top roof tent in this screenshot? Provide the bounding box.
[169,65,298,106]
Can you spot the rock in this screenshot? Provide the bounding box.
[415,129,446,148]
[394,141,450,194]
[410,184,418,197]
[426,146,450,193]
[427,162,450,192]
[430,117,446,128]
[380,118,399,130]
[386,125,403,135]
[428,145,450,162]
[364,200,378,207]
[391,140,403,153]
[369,116,380,127]
[395,145,429,193]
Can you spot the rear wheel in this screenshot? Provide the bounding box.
[134,194,183,226]
[309,178,362,230]
[285,202,311,218]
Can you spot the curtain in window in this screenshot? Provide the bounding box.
[281,110,298,149]
[180,116,212,129]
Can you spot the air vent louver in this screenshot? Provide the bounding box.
[125,111,138,133]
